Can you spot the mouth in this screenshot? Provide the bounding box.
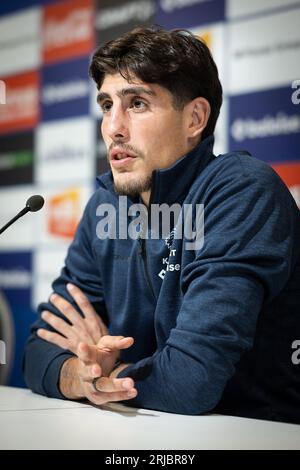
[110,150,138,168]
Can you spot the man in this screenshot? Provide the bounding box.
[24,26,300,423]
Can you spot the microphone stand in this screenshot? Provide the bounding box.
[0,207,30,235]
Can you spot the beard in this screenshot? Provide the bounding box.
[107,142,152,198]
[113,173,153,198]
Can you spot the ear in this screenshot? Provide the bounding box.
[187,97,211,140]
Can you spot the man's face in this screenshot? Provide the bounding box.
[99,73,192,201]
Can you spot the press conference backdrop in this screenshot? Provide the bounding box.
[0,0,299,386]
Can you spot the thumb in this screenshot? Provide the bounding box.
[97,336,134,351]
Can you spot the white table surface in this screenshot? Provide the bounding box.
[0,386,300,450]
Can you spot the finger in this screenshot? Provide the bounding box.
[88,388,137,405]
[77,342,114,373]
[37,328,68,350]
[50,292,88,330]
[41,311,77,340]
[67,283,108,335]
[77,342,100,365]
[93,376,134,393]
[79,362,102,381]
[98,335,134,352]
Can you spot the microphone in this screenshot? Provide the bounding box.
[0,195,44,235]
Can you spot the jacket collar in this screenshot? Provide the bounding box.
[97,135,215,205]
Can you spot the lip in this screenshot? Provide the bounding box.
[111,156,137,168]
[110,148,138,168]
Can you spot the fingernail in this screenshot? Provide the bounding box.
[67,283,74,291]
[41,311,48,319]
[127,390,136,397]
[50,293,57,301]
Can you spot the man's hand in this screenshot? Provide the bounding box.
[37,283,109,354]
[37,283,137,405]
[60,338,137,405]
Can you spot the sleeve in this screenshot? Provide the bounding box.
[117,162,300,414]
[23,192,108,398]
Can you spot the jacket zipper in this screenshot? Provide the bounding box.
[138,177,156,301]
[139,236,156,301]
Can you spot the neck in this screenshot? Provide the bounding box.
[139,139,202,207]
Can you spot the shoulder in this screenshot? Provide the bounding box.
[213,151,280,185]
[199,150,295,203]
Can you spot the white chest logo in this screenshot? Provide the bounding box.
[158,234,181,280]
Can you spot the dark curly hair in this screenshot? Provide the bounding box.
[89,25,223,139]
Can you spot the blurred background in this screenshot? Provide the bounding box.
[0,0,299,387]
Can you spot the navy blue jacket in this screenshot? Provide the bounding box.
[24,136,300,422]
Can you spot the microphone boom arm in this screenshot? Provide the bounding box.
[0,207,30,235]
[0,195,44,236]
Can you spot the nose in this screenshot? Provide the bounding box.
[106,104,129,142]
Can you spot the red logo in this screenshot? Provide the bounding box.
[42,0,94,64]
[0,71,39,134]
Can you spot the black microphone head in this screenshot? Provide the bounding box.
[26,195,45,212]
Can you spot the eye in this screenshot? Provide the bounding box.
[129,98,147,110]
[100,101,112,113]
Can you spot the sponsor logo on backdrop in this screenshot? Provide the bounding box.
[42,145,85,164]
[160,0,211,12]
[0,268,31,289]
[0,252,32,292]
[156,0,225,28]
[229,8,300,94]
[227,0,300,20]
[229,86,300,163]
[231,112,300,141]
[233,39,300,61]
[42,0,93,64]
[0,132,33,186]
[36,117,94,184]
[47,188,81,239]
[41,56,90,121]
[96,0,154,30]
[0,7,40,76]
[95,0,155,46]
[0,71,39,134]
[43,80,89,105]
[272,161,300,208]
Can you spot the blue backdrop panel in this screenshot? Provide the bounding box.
[229,85,300,164]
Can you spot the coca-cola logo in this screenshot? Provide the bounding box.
[42,0,94,63]
[43,9,92,50]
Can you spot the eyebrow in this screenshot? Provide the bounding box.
[97,86,156,104]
